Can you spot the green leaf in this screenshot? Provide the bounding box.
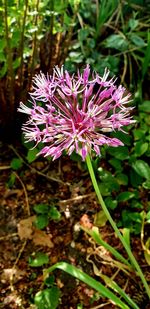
[29,252,49,267]
[134,141,148,156]
[0,62,7,77]
[34,215,49,229]
[98,183,111,196]
[82,227,131,267]
[98,168,120,192]
[128,18,138,31]
[117,191,135,202]
[130,200,143,209]
[107,146,129,160]
[47,262,130,309]
[44,275,55,287]
[10,30,21,47]
[10,158,23,170]
[27,148,38,163]
[34,204,49,214]
[97,272,139,309]
[7,172,16,188]
[130,169,143,187]
[116,173,128,186]
[109,158,123,171]
[111,131,132,146]
[0,51,6,62]
[78,28,90,41]
[34,287,60,309]
[48,206,61,221]
[133,129,145,141]
[142,180,150,190]
[129,34,145,47]
[105,34,129,51]
[138,101,150,113]
[0,38,6,51]
[13,57,21,69]
[122,228,131,250]
[105,197,118,210]
[121,210,142,234]
[132,160,150,180]
[146,211,150,223]
[94,210,108,227]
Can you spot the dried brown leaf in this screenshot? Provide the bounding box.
[32,229,54,248]
[17,216,36,240]
[17,217,54,247]
[1,267,26,283]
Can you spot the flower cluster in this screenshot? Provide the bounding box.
[18,65,135,160]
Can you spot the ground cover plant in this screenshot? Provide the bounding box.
[0,0,150,308]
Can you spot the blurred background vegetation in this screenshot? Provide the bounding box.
[0,0,149,140]
[0,0,150,234]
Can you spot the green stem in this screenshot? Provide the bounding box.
[28,0,39,89]
[19,0,28,89]
[86,154,150,298]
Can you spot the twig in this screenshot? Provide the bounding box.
[35,169,70,185]
[123,278,129,293]
[90,302,111,309]
[0,233,18,241]
[10,240,27,291]
[0,165,11,170]
[103,22,126,39]
[8,175,29,291]
[113,47,143,57]
[9,145,70,186]
[59,192,96,206]
[121,53,127,84]
[13,171,30,216]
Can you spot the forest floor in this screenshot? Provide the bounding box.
[0,141,150,309]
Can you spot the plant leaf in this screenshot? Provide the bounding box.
[27,148,38,163]
[34,215,49,230]
[48,206,61,221]
[29,252,49,267]
[47,262,130,309]
[117,191,135,202]
[129,34,145,47]
[105,34,129,51]
[10,158,23,170]
[34,204,49,214]
[138,101,150,113]
[132,160,150,180]
[94,210,108,227]
[34,287,60,309]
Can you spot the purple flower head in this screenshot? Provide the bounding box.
[18,65,135,160]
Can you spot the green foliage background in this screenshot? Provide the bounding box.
[5,0,149,234]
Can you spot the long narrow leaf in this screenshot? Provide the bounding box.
[87,260,139,309]
[82,226,131,268]
[47,262,130,309]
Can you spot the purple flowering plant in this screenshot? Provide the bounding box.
[18,65,150,298]
[18,65,135,161]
